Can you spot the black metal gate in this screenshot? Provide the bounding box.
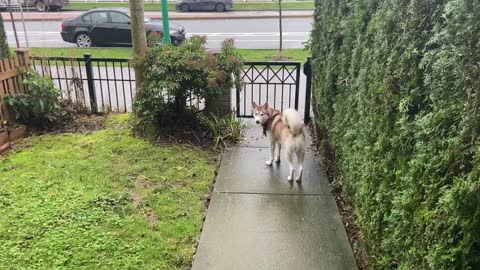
[237,60,312,122]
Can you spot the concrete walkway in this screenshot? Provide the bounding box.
[1,10,313,21]
[192,123,357,270]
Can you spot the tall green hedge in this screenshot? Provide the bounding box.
[0,14,9,59]
[310,0,479,269]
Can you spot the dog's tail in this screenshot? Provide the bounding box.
[282,108,304,136]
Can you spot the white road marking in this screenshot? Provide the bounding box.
[10,39,306,44]
[189,32,310,36]
[7,31,309,36]
[6,31,60,34]
[8,39,65,43]
[6,31,309,47]
[208,39,307,42]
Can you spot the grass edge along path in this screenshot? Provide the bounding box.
[0,114,217,269]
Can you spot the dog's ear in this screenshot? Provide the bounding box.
[263,103,269,109]
[252,101,257,109]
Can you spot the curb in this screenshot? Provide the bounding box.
[64,8,314,12]
[0,11,313,21]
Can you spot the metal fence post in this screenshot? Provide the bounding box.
[236,82,241,118]
[84,54,97,113]
[294,63,301,111]
[303,57,312,123]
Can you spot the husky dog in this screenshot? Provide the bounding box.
[252,102,306,182]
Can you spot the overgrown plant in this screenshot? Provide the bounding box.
[200,112,245,149]
[310,0,480,269]
[5,70,89,129]
[0,14,8,59]
[5,70,61,127]
[133,37,243,127]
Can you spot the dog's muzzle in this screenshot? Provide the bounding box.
[256,120,260,124]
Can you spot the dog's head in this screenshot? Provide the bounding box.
[252,102,270,125]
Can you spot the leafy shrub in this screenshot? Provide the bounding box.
[0,14,8,59]
[310,0,480,269]
[133,37,243,127]
[4,70,88,129]
[200,112,245,149]
[5,70,61,127]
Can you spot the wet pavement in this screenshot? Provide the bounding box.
[192,124,358,270]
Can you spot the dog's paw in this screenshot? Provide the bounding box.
[287,175,293,181]
[265,160,273,166]
[295,170,303,182]
[275,157,281,163]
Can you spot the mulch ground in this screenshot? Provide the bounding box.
[26,115,107,136]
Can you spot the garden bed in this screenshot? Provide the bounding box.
[0,114,217,269]
[0,125,27,155]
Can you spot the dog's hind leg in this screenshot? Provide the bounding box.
[286,150,294,181]
[295,148,305,182]
[266,139,276,166]
[275,143,281,163]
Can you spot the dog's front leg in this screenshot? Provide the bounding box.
[265,138,275,166]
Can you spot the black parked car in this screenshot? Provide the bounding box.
[175,0,233,12]
[61,8,186,47]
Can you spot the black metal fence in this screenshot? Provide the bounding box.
[30,55,311,121]
[238,61,301,118]
[32,55,135,113]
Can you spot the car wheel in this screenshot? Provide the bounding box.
[35,0,46,12]
[215,3,225,12]
[181,3,190,12]
[76,33,93,48]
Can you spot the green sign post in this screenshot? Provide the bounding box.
[161,0,171,44]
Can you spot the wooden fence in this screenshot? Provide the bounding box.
[0,50,30,128]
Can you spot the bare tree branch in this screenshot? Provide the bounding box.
[6,0,20,48]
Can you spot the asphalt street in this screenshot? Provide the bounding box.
[4,17,313,49]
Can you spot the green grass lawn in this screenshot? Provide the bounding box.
[25,47,310,63]
[0,114,216,269]
[65,2,314,11]
[26,47,135,59]
[237,48,310,63]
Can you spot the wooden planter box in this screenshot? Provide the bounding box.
[0,126,27,155]
[0,131,9,155]
[9,126,27,142]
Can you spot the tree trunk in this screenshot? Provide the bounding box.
[174,95,188,114]
[278,0,283,54]
[129,0,148,89]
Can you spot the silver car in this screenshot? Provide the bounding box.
[0,0,69,12]
[175,0,233,12]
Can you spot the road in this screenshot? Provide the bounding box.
[4,17,313,49]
